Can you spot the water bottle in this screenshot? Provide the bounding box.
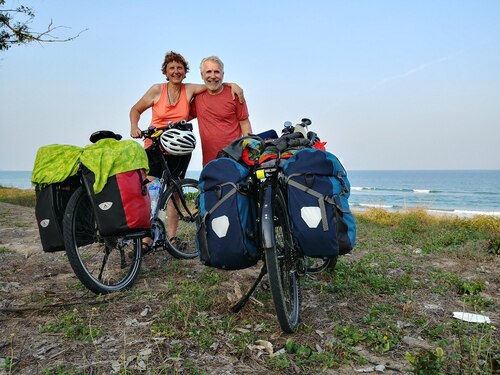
[148,178,161,217]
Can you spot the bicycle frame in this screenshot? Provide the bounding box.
[142,125,200,259]
[231,144,329,332]
[143,128,195,222]
[62,126,200,295]
[254,158,286,251]
[231,159,299,296]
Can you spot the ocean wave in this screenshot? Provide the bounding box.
[351,186,374,191]
[353,205,500,218]
[472,191,500,196]
[351,186,440,193]
[452,210,500,217]
[425,209,500,218]
[355,203,394,209]
[352,186,500,196]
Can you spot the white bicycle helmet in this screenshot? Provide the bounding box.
[160,128,196,155]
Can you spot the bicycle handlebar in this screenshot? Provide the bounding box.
[140,120,193,139]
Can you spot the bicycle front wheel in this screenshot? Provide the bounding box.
[63,187,142,294]
[161,178,200,259]
[265,188,302,333]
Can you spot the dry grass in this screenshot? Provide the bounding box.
[0,198,499,374]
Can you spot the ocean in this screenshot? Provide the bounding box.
[1,169,499,217]
[348,170,500,217]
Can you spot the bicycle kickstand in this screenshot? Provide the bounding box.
[230,264,267,313]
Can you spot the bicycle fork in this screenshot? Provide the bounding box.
[260,182,275,250]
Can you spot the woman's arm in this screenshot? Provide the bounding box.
[185,83,245,103]
[129,84,161,138]
[226,83,244,103]
[185,83,207,99]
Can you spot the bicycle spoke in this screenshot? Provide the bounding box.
[264,187,302,333]
[97,249,110,281]
[162,178,200,259]
[63,187,142,294]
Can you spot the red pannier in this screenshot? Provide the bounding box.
[81,166,150,237]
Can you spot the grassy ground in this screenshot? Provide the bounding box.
[0,187,499,374]
[0,186,36,207]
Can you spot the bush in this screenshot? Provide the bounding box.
[0,186,36,207]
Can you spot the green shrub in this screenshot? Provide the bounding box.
[0,186,36,207]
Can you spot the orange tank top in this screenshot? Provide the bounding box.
[145,83,190,148]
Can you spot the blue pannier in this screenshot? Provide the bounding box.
[196,158,259,270]
[282,148,356,258]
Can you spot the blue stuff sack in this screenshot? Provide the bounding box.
[282,148,356,258]
[196,158,259,270]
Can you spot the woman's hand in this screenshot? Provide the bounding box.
[228,83,245,103]
[130,124,142,138]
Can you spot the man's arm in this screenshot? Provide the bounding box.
[240,118,252,136]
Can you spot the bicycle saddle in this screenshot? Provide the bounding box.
[89,130,123,143]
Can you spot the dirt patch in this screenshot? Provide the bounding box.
[0,202,498,374]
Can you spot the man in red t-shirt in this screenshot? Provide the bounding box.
[190,56,252,166]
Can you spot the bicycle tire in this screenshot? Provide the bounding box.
[161,178,200,259]
[63,186,142,294]
[264,187,302,333]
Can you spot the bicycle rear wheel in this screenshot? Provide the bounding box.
[265,188,302,333]
[63,187,142,294]
[161,178,200,259]
[305,256,338,273]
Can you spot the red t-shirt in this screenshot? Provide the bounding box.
[191,86,249,166]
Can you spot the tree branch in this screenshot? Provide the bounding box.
[1,1,87,50]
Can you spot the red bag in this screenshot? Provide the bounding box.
[82,167,150,236]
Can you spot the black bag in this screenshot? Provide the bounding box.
[35,176,81,252]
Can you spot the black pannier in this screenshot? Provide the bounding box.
[35,176,81,252]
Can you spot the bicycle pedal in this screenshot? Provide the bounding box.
[297,269,307,277]
[142,244,154,256]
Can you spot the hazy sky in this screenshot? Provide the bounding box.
[1,0,499,171]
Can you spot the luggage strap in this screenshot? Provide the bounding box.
[286,174,351,232]
[201,182,238,224]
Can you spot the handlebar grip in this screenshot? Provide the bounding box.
[301,118,312,126]
[140,126,156,137]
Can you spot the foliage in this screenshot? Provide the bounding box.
[42,367,83,375]
[357,208,500,254]
[0,0,86,51]
[405,347,445,375]
[0,186,35,207]
[0,245,11,253]
[3,199,499,373]
[38,308,101,342]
